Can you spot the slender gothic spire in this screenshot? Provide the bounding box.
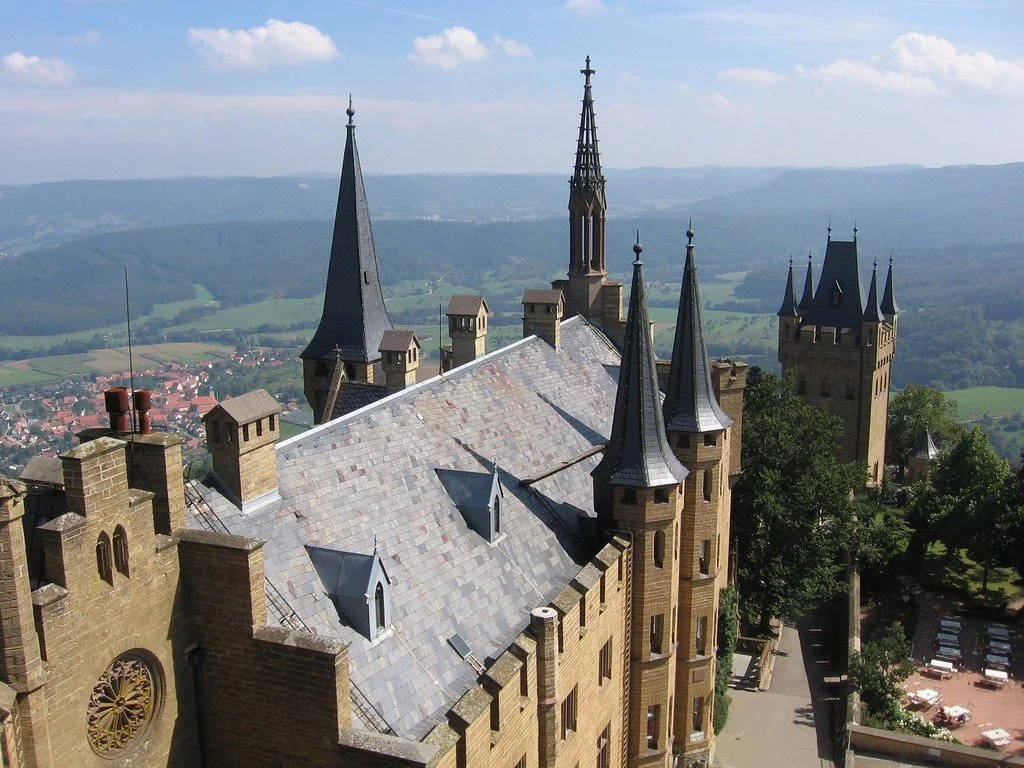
[880,255,899,316]
[593,239,687,488]
[777,258,799,317]
[863,261,884,323]
[798,252,814,311]
[663,226,732,434]
[568,55,607,278]
[301,98,393,363]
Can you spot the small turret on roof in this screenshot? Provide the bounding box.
[881,255,900,317]
[777,258,799,317]
[446,295,490,318]
[664,226,732,435]
[378,330,419,354]
[593,239,687,489]
[863,262,884,323]
[204,389,282,426]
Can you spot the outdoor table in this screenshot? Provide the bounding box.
[935,631,959,646]
[907,688,940,707]
[941,705,970,725]
[985,653,1010,668]
[981,728,1011,747]
[987,639,1012,655]
[936,646,961,661]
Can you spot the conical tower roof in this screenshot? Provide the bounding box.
[863,262,884,323]
[798,253,815,311]
[592,241,687,488]
[778,258,799,317]
[302,99,393,363]
[881,256,900,316]
[912,429,940,460]
[663,226,732,434]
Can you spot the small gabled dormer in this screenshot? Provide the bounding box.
[378,330,421,394]
[436,466,503,544]
[306,544,392,641]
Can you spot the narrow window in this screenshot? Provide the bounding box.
[558,618,564,654]
[703,433,715,447]
[617,555,623,582]
[654,487,669,504]
[519,658,529,698]
[210,420,220,442]
[96,532,112,584]
[671,607,677,644]
[676,433,690,448]
[597,724,611,768]
[797,376,806,395]
[493,496,501,535]
[227,426,235,444]
[490,695,500,732]
[646,704,660,750]
[579,595,587,629]
[599,638,612,684]
[256,418,263,437]
[821,377,831,397]
[363,270,369,285]
[113,525,129,577]
[692,696,705,734]
[696,616,708,656]
[653,530,665,568]
[242,423,250,441]
[374,582,386,630]
[703,469,712,502]
[650,614,664,655]
[269,414,276,431]
[560,686,578,739]
[674,521,680,560]
[599,573,606,604]
[622,488,637,505]
[699,539,710,576]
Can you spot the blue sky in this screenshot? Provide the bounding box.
[2,0,1023,183]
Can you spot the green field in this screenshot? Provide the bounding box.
[944,386,1024,418]
[0,343,233,388]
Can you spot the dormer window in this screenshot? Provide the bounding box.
[436,466,504,544]
[830,283,843,307]
[307,545,392,641]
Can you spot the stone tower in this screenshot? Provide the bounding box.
[661,226,738,764]
[593,241,688,768]
[551,57,626,344]
[301,99,393,424]
[777,231,898,484]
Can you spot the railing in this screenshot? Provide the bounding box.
[182,479,395,735]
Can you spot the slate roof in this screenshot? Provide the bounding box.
[881,257,900,316]
[798,255,815,311]
[378,330,419,353]
[446,296,489,317]
[803,239,866,329]
[592,249,687,488]
[863,265,884,323]
[777,260,799,317]
[435,469,497,511]
[663,232,731,435]
[913,430,940,460]
[192,316,621,739]
[205,389,282,425]
[301,104,394,363]
[329,381,388,421]
[522,289,564,306]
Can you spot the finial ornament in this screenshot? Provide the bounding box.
[582,55,595,86]
[633,230,643,263]
[889,252,894,266]
[686,218,695,243]
[346,94,355,124]
[827,220,832,240]
[808,250,813,262]
[854,221,858,240]
[373,534,378,554]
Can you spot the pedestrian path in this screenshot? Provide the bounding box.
[715,617,838,768]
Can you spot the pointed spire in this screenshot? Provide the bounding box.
[301,99,393,363]
[567,56,607,282]
[593,239,687,488]
[881,254,899,316]
[573,55,603,189]
[663,225,732,435]
[798,252,814,311]
[863,261,884,323]
[778,257,799,317]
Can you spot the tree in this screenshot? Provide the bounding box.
[848,622,915,723]
[732,368,865,632]
[887,385,962,469]
[996,454,1024,581]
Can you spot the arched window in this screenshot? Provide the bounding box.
[96,532,113,584]
[493,496,501,534]
[653,530,665,568]
[113,525,129,577]
[374,582,386,630]
[703,469,712,502]
[821,378,831,398]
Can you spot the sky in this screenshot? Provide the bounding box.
[2,0,1024,184]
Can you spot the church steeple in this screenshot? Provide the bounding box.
[593,239,687,494]
[880,255,899,317]
[777,258,799,317]
[798,252,814,311]
[567,56,607,281]
[302,98,393,366]
[663,226,732,434]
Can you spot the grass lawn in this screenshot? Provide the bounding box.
[278,421,308,441]
[920,542,1024,607]
[944,386,1024,418]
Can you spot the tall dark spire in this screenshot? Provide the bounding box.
[798,252,814,311]
[593,239,687,488]
[777,258,799,317]
[301,98,393,363]
[863,261,884,323]
[567,55,607,278]
[663,226,732,434]
[880,255,899,316]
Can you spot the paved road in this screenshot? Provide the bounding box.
[715,615,839,768]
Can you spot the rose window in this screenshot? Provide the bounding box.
[86,653,159,756]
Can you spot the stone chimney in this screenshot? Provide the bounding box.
[446,295,490,369]
[378,330,421,394]
[521,290,564,348]
[202,390,283,511]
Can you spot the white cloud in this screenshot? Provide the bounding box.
[188,19,337,73]
[70,29,103,46]
[1,52,77,87]
[492,36,532,58]
[409,26,489,70]
[719,67,787,87]
[803,59,938,95]
[891,33,1024,92]
[566,0,605,13]
[700,92,753,119]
